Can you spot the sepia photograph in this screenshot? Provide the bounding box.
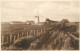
[1,0,79,50]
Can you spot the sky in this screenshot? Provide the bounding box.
[1,1,79,23]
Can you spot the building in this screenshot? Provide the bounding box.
[26,21,35,25]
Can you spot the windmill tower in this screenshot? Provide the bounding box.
[35,10,40,24]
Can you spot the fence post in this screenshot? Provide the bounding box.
[6,36,9,43]
[2,35,4,44]
[32,30,34,36]
[13,35,16,42]
[10,34,12,44]
[17,33,20,38]
[27,31,28,37]
[37,30,38,35]
[33,30,35,35]
[30,30,32,37]
[41,29,43,34]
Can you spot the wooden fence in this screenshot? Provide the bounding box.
[1,25,53,45]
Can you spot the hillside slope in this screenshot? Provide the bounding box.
[29,24,79,50]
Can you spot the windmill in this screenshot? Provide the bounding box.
[35,10,40,24]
